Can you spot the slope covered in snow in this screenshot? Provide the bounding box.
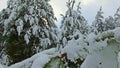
[7,27,120,68]
[81,27,120,68]
[81,44,120,68]
[8,48,58,68]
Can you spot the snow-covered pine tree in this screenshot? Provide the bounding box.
[0,0,57,64]
[104,16,115,31]
[60,0,89,46]
[0,9,8,65]
[92,7,105,33]
[114,7,120,27]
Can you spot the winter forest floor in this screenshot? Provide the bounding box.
[1,27,120,68]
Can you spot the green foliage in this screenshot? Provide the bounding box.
[44,58,65,68]
[0,0,57,65]
[5,31,37,65]
[44,56,84,68]
[101,31,114,39]
[107,39,117,45]
[95,31,115,42]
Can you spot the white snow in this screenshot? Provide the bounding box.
[31,54,50,68]
[29,17,34,26]
[32,25,39,35]
[81,27,120,68]
[114,27,120,42]
[0,64,4,68]
[118,52,120,68]
[16,19,23,35]
[41,38,51,49]
[81,44,120,68]
[24,14,29,22]
[35,16,39,25]
[8,48,57,68]
[4,27,120,68]
[40,9,47,17]
[0,0,58,67]
[62,37,67,46]
[29,6,34,14]
[24,33,30,44]
[61,38,88,62]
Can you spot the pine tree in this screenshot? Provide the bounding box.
[0,9,8,65]
[92,7,105,33]
[60,0,89,46]
[114,7,120,27]
[0,0,57,65]
[104,16,115,31]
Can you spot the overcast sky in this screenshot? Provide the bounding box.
[0,0,120,26]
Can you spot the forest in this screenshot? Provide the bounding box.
[0,0,120,68]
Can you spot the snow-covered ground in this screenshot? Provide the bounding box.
[3,27,120,68]
[81,27,120,68]
[81,44,120,68]
[0,64,4,68]
[8,48,58,68]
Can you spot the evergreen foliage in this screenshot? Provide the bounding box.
[0,0,57,65]
[0,0,120,67]
[60,0,89,46]
[92,7,105,33]
[104,16,115,31]
[114,7,120,27]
